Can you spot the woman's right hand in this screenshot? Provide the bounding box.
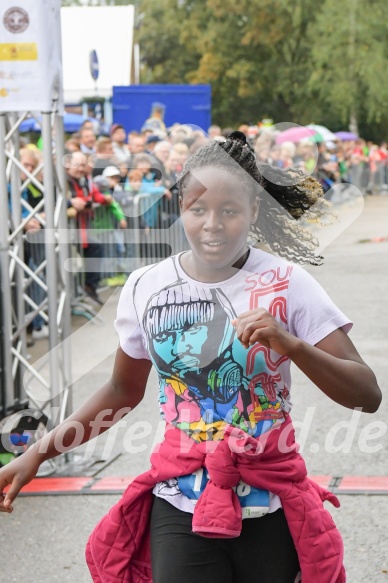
[0,452,41,513]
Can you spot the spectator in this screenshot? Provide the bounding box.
[317,155,341,198]
[280,142,296,168]
[170,125,192,145]
[130,153,172,230]
[110,124,131,165]
[65,138,81,154]
[164,150,181,186]
[172,142,189,169]
[93,172,127,230]
[161,149,181,227]
[91,137,116,178]
[117,160,129,187]
[151,141,172,175]
[141,129,153,142]
[238,124,249,137]
[128,133,146,157]
[93,171,128,279]
[66,151,113,304]
[188,130,208,154]
[79,127,97,155]
[80,120,96,133]
[268,146,283,168]
[255,147,270,164]
[208,125,222,139]
[17,149,48,341]
[222,127,234,138]
[141,102,167,134]
[145,135,162,155]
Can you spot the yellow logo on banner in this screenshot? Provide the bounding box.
[0,43,38,61]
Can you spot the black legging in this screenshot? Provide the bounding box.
[150,496,300,583]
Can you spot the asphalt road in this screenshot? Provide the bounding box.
[1,195,387,582]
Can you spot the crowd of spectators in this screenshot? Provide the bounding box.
[13,118,388,341]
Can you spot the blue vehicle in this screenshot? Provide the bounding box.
[112,84,211,133]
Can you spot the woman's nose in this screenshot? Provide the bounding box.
[203,211,222,232]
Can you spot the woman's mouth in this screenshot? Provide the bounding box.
[202,241,226,248]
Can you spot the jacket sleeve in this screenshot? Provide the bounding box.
[109,200,125,221]
[91,183,110,205]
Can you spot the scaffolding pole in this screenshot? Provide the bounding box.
[0,0,80,478]
[0,114,14,415]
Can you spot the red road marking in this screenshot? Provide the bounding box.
[337,476,388,492]
[309,475,332,488]
[5,477,92,493]
[5,476,388,496]
[90,476,134,491]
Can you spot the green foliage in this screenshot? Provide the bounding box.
[136,0,388,139]
[60,0,388,139]
[309,0,388,126]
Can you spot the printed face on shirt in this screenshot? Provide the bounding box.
[144,289,230,377]
[179,167,258,280]
[152,321,209,373]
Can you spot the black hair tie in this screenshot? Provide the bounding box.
[227,130,247,145]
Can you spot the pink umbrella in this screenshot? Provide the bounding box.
[335,131,358,141]
[275,126,317,145]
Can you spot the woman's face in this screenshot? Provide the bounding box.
[180,167,258,277]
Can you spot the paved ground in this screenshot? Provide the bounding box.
[1,195,388,582]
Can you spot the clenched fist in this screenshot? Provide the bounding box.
[232,308,299,356]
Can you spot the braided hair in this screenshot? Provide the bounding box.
[178,131,331,265]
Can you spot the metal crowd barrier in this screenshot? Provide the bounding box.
[65,192,188,312]
[347,162,388,194]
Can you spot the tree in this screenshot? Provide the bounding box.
[309,0,388,133]
[136,0,207,85]
[137,0,321,126]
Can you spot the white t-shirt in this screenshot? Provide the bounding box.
[115,248,352,517]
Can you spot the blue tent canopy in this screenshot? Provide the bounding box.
[19,113,92,134]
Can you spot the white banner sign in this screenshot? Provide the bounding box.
[0,0,63,113]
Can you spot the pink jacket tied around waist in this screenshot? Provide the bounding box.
[86,416,346,583]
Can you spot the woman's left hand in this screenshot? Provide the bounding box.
[232,309,299,356]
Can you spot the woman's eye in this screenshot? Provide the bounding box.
[223,209,237,215]
[191,207,205,214]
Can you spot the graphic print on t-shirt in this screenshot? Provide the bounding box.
[141,268,291,442]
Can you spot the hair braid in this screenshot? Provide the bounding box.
[178,131,331,265]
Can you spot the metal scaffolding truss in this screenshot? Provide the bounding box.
[0,111,73,447]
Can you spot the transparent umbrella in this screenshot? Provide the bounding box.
[306,124,337,142]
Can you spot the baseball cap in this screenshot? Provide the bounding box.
[110,123,125,137]
[146,135,162,145]
[103,166,121,178]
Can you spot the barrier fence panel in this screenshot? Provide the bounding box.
[65,193,189,297]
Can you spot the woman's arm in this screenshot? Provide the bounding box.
[0,349,152,512]
[287,327,381,412]
[233,309,382,413]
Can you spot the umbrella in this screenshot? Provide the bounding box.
[275,126,317,145]
[335,131,358,141]
[306,124,337,142]
[19,113,92,134]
